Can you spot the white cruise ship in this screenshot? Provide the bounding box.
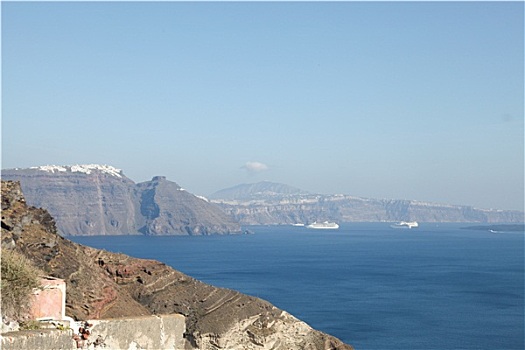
[306,221,339,230]
[391,221,419,229]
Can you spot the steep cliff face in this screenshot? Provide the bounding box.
[2,165,240,236]
[2,166,138,236]
[1,180,353,350]
[211,182,525,224]
[135,176,242,235]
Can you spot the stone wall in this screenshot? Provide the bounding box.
[0,314,186,350]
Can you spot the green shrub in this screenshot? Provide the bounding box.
[1,249,42,320]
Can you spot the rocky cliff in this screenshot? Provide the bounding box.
[1,180,352,350]
[210,182,524,224]
[135,176,239,235]
[1,165,240,236]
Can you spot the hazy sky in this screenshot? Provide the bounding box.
[2,1,524,211]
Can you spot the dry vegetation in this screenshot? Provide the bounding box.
[1,248,43,321]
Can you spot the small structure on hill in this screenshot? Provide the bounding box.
[30,277,67,321]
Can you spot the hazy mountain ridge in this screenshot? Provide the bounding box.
[1,166,240,236]
[210,182,524,224]
[209,181,309,201]
[2,166,521,236]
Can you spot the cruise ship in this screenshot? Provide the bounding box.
[391,221,419,229]
[306,221,340,230]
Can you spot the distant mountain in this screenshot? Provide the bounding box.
[209,181,309,201]
[210,181,524,224]
[1,165,240,236]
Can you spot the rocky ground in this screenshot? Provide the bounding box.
[1,180,353,350]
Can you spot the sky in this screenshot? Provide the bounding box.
[2,1,524,211]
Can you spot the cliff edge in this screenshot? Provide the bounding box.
[1,180,353,350]
[2,165,241,236]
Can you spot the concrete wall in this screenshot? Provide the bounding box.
[87,314,186,350]
[1,314,186,350]
[1,329,76,350]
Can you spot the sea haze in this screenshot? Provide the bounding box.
[71,223,525,350]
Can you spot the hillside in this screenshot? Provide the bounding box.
[1,180,352,349]
[210,182,524,224]
[1,165,240,236]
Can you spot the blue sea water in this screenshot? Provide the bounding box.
[71,223,524,350]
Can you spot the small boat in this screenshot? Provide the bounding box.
[306,221,339,229]
[391,221,419,229]
[292,223,305,227]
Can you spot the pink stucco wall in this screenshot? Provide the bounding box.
[29,277,66,320]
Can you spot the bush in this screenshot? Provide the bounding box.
[1,249,42,321]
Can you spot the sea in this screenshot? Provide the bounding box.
[70,223,524,350]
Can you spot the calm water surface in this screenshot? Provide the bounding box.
[71,223,524,350]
